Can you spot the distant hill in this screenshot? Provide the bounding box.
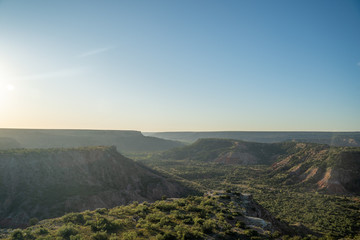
[0,146,194,227]
[0,129,183,153]
[159,138,294,165]
[156,139,360,194]
[0,138,21,150]
[144,131,360,147]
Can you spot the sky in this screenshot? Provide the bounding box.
[0,0,359,132]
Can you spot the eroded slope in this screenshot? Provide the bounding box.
[0,146,192,227]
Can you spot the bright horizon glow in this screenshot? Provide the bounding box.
[0,0,359,132]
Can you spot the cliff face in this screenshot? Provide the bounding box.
[0,146,190,227]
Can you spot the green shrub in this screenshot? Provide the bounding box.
[23,230,35,240]
[90,217,117,232]
[109,233,120,240]
[175,224,204,240]
[69,235,82,240]
[146,212,165,223]
[11,230,24,240]
[95,208,108,214]
[194,217,204,226]
[236,220,246,228]
[57,225,78,240]
[183,217,194,225]
[159,216,173,227]
[244,229,259,237]
[156,231,177,240]
[37,227,49,235]
[121,231,137,240]
[63,213,85,225]
[155,202,177,212]
[186,205,202,212]
[28,218,39,226]
[92,231,108,240]
[201,219,217,234]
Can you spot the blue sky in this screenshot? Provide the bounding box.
[0,0,359,131]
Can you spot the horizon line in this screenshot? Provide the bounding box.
[0,127,359,133]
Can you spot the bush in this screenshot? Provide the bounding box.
[183,217,194,225]
[90,217,117,232]
[155,202,177,212]
[28,218,39,226]
[37,227,49,235]
[236,220,246,228]
[146,212,165,223]
[244,229,259,237]
[57,225,78,240]
[202,219,217,234]
[23,230,36,240]
[63,213,85,225]
[70,235,82,240]
[175,224,204,240]
[109,233,121,240]
[121,231,137,240]
[156,232,177,240]
[95,208,108,214]
[92,231,108,240]
[11,230,24,240]
[159,216,173,227]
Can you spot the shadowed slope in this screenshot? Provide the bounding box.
[0,146,193,227]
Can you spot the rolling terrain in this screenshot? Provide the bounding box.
[152,139,360,194]
[134,139,360,237]
[0,138,21,150]
[159,138,292,165]
[0,146,193,228]
[1,137,360,238]
[0,129,183,153]
[145,131,360,146]
[1,191,313,240]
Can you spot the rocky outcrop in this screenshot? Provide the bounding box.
[208,191,316,237]
[270,145,360,194]
[0,146,192,227]
[241,193,317,236]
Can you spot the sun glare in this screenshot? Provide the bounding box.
[0,62,16,92]
[6,84,15,91]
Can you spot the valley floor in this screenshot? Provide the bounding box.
[133,156,360,239]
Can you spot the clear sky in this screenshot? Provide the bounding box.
[0,0,359,131]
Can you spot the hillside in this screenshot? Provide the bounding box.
[269,143,360,194]
[0,138,21,150]
[154,139,360,194]
[145,131,360,146]
[158,138,295,165]
[136,140,360,237]
[0,191,315,240]
[0,146,193,228]
[0,129,183,153]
